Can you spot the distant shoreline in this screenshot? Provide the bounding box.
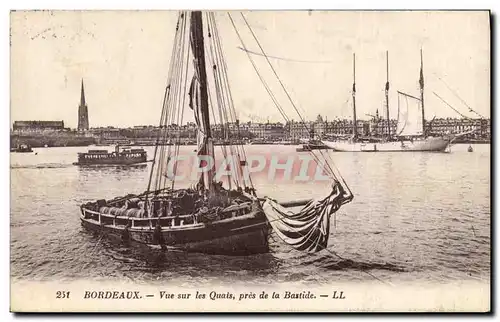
[9,141,491,149]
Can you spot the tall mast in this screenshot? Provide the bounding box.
[385,51,390,138]
[190,11,214,190]
[352,53,358,140]
[419,48,426,136]
[190,11,212,139]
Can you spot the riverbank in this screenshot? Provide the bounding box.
[10,134,96,148]
[10,134,491,148]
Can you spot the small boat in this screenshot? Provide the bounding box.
[296,140,329,152]
[80,11,353,256]
[468,145,473,152]
[73,145,148,166]
[10,144,33,153]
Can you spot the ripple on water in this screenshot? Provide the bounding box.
[10,145,491,284]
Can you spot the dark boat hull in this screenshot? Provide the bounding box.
[80,210,270,255]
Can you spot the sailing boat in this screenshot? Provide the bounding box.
[80,11,353,255]
[322,50,455,152]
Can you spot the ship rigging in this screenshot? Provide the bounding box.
[80,11,353,255]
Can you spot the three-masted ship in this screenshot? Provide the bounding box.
[322,51,457,152]
[80,11,353,255]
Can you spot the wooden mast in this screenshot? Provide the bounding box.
[352,53,358,140]
[419,48,426,136]
[385,51,391,138]
[190,11,214,190]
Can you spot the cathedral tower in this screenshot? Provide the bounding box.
[77,79,89,131]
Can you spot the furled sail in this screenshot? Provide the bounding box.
[396,91,423,136]
[189,11,215,190]
[188,74,208,154]
[262,180,353,253]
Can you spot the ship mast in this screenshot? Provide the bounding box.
[190,11,215,190]
[352,53,358,140]
[385,51,391,139]
[419,48,426,137]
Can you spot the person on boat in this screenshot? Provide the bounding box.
[197,206,209,223]
[135,201,147,218]
[156,207,164,218]
[194,195,205,211]
[193,207,204,224]
[153,222,166,250]
[214,181,224,192]
[122,222,131,245]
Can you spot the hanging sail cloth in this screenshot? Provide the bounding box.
[188,72,213,189]
[262,180,353,253]
[188,74,207,153]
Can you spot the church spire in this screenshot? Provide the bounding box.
[78,78,89,131]
[80,79,86,107]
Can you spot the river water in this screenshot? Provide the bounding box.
[10,144,490,287]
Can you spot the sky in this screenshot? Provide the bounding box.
[10,10,490,128]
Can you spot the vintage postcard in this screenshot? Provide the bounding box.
[10,10,490,312]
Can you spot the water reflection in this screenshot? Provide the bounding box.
[76,164,148,175]
[82,229,282,278]
[10,144,491,283]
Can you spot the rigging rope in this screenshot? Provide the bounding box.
[171,15,188,190]
[432,73,485,119]
[206,13,236,189]
[237,46,336,64]
[209,12,252,190]
[235,13,352,194]
[227,14,291,124]
[237,14,339,175]
[147,12,183,197]
[432,91,470,119]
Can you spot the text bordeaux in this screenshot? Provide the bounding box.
[84,291,142,300]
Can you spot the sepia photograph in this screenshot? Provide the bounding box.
[9,9,491,312]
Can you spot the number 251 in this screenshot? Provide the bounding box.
[56,291,70,299]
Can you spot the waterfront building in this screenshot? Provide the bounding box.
[12,120,66,134]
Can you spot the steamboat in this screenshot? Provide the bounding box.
[74,145,147,166]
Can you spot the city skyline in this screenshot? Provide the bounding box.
[10,11,490,128]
